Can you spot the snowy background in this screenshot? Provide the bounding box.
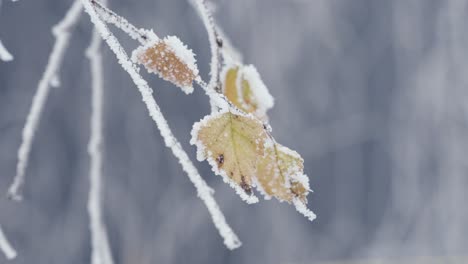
[1,0,468,263]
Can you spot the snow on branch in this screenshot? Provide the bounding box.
[90,0,154,44]
[0,40,13,62]
[190,0,222,94]
[85,4,115,264]
[81,0,242,249]
[7,0,83,201]
[0,225,16,260]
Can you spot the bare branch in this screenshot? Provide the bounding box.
[190,0,222,94]
[0,225,16,260]
[85,1,115,263]
[90,0,153,44]
[8,0,83,201]
[0,40,13,62]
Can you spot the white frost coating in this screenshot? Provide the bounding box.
[0,225,17,260]
[240,65,275,115]
[190,109,260,204]
[8,0,83,201]
[80,0,241,249]
[274,143,310,191]
[85,5,115,264]
[90,0,154,44]
[0,40,13,61]
[164,35,199,77]
[252,177,272,200]
[190,0,220,93]
[293,198,317,222]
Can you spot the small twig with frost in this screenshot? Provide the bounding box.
[81,0,241,249]
[85,1,114,263]
[0,1,14,62]
[7,0,83,200]
[89,0,234,112]
[0,40,13,62]
[190,0,222,94]
[90,0,151,44]
[0,225,16,260]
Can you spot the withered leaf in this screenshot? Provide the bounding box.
[191,111,268,203]
[222,65,274,120]
[132,36,198,94]
[256,142,310,204]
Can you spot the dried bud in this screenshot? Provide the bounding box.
[132,36,199,94]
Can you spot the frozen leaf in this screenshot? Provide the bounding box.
[221,64,274,119]
[256,142,310,204]
[132,36,199,94]
[191,110,269,203]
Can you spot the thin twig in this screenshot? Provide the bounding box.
[0,40,13,62]
[81,0,242,249]
[86,0,114,262]
[7,0,83,201]
[90,0,153,44]
[0,0,14,62]
[0,225,16,260]
[190,0,222,94]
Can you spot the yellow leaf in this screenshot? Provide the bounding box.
[191,110,268,203]
[222,65,274,119]
[256,142,310,204]
[132,36,198,94]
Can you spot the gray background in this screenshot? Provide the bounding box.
[1,0,467,263]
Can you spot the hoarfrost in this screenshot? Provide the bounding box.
[293,198,317,222]
[240,65,274,116]
[164,35,199,77]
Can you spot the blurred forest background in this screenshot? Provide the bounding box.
[1,0,468,263]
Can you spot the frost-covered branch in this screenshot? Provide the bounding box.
[0,40,13,62]
[90,0,152,44]
[190,0,222,93]
[85,3,114,264]
[7,0,83,200]
[80,0,241,249]
[0,0,14,62]
[0,225,16,260]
